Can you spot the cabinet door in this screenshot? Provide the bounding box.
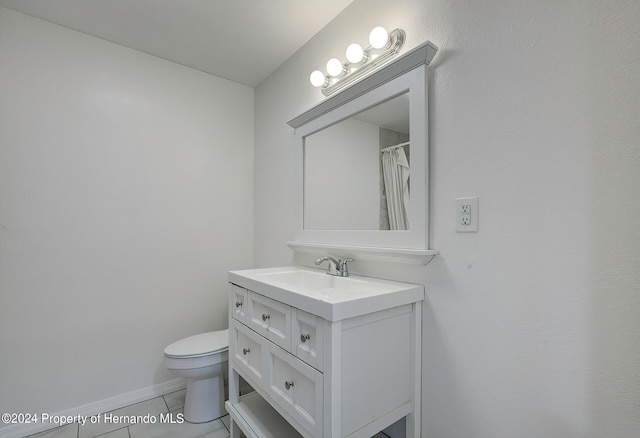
[231,285,249,325]
[231,320,266,387]
[248,292,291,351]
[267,343,323,437]
[293,309,323,371]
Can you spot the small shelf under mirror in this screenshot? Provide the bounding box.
[287,241,438,265]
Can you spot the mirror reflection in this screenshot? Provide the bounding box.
[303,93,410,231]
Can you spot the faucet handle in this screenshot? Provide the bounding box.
[338,258,354,277]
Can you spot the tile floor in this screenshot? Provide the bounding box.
[26,390,229,438]
[25,390,389,438]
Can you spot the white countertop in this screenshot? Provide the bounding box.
[228,266,424,321]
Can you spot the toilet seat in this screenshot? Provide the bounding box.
[164,329,229,359]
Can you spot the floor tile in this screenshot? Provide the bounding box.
[78,397,168,438]
[220,415,230,431]
[28,422,78,438]
[129,417,228,438]
[22,392,390,438]
[162,389,186,412]
[95,428,130,438]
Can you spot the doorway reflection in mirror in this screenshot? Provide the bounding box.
[380,135,410,230]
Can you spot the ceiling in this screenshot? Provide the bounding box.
[355,93,410,134]
[0,0,354,87]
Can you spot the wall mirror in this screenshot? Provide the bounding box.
[304,92,410,231]
[288,42,438,264]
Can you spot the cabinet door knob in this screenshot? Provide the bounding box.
[242,348,250,355]
[285,381,294,390]
[262,314,270,321]
[235,301,242,308]
[300,334,310,343]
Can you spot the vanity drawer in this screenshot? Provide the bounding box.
[230,284,249,325]
[230,320,266,387]
[267,342,323,438]
[248,291,291,351]
[293,309,324,371]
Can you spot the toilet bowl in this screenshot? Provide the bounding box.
[164,329,229,423]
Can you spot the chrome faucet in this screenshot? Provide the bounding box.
[315,256,354,277]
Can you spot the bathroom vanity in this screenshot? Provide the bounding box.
[224,40,437,437]
[225,266,424,438]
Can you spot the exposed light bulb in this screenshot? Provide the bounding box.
[369,26,389,49]
[309,70,325,87]
[345,43,364,64]
[308,27,406,95]
[326,58,343,77]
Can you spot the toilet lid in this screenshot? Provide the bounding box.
[164,329,229,358]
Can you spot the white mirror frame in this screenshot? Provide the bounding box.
[287,42,438,264]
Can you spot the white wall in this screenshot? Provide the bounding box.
[0,7,254,416]
[254,1,640,437]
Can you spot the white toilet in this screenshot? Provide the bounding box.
[164,329,229,423]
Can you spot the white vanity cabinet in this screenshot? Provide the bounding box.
[247,292,292,351]
[225,267,424,438]
[292,309,323,370]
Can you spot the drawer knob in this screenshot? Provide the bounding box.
[262,314,270,321]
[300,334,310,343]
[285,381,294,390]
[242,348,250,355]
[235,301,242,308]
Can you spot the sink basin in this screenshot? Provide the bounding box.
[228,266,423,321]
[254,269,369,297]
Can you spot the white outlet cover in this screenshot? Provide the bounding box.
[456,197,478,232]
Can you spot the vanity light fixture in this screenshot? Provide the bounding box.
[309,26,406,97]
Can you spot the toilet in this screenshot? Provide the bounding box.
[164,329,229,423]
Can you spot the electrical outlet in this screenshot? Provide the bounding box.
[456,197,478,232]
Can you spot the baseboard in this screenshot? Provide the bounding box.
[0,378,187,438]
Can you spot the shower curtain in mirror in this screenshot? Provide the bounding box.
[381,146,410,230]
